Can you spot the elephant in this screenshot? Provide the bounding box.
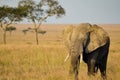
[63,23,110,80]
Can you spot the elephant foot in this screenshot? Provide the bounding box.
[101,75,107,80]
[88,72,96,77]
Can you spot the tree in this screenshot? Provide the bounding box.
[38,30,46,35]
[0,6,27,44]
[18,0,65,45]
[6,26,16,36]
[22,29,29,35]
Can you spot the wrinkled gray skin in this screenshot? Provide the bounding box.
[63,23,110,80]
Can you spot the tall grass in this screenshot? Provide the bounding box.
[0,44,68,80]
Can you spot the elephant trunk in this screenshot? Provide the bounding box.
[69,52,81,80]
[68,42,83,79]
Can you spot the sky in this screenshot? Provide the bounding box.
[0,0,120,24]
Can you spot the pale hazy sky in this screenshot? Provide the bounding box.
[0,0,120,24]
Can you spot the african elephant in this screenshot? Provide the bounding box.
[63,23,110,80]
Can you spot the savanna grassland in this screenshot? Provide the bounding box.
[0,24,120,80]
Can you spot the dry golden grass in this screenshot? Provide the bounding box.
[0,24,120,80]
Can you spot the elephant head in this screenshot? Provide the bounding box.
[63,23,110,80]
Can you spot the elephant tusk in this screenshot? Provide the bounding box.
[80,54,83,63]
[64,53,83,63]
[64,53,70,62]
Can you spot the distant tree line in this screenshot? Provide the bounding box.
[0,5,27,44]
[22,28,46,35]
[0,0,65,44]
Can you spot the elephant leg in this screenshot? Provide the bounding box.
[99,53,108,80]
[99,62,107,80]
[99,43,109,80]
[86,51,98,76]
[94,64,98,73]
[87,59,96,76]
[69,54,80,80]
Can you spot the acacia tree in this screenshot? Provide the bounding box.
[18,0,65,45]
[0,6,27,44]
[22,29,29,35]
[6,26,16,36]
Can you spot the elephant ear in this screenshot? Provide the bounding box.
[63,25,75,50]
[86,24,109,53]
